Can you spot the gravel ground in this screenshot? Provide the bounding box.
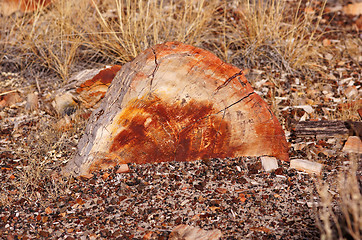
[0,0,361,239]
[1,156,324,239]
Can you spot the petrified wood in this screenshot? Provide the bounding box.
[291,120,362,138]
[51,65,122,115]
[64,42,289,176]
[0,0,52,16]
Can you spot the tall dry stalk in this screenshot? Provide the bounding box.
[83,0,216,63]
[316,155,361,240]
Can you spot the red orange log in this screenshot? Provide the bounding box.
[64,42,289,176]
[0,0,52,15]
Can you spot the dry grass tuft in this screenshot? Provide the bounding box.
[316,156,361,240]
[208,0,327,74]
[85,0,216,63]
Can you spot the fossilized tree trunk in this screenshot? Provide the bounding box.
[0,0,52,16]
[64,42,289,176]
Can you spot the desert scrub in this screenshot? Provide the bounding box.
[81,0,216,63]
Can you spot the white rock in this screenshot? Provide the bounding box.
[26,92,38,111]
[261,156,278,172]
[290,159,323,174]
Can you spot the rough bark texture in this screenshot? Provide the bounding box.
[64,42,289,176]
[292,120,362,138]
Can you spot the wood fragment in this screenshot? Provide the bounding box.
[291,121,362,138]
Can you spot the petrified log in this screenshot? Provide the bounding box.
[50,65,122,115]
[64,42,289,176]
[0,0,52,16]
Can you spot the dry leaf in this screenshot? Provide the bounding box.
[343,3,362,15]
[45,207,52,214]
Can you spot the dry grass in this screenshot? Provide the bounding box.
[6,117,75,206]
[0,0,329,82]
[208,0,327,74]
[85,0,216,63]
[0,0,217,82]
[316,155,361,240]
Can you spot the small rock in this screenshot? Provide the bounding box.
[52,92,77,115]
[290,159,323,175]
[54,115,73,131]
[342,136,362,154]
[260,156,278,172]
[26,92,39,111]
[169,224,222,240]
[248,162,262,174]
[215,188,228,194]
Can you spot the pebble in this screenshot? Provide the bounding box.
[116,164,130,173]
[294,105,314,114]
[260,156,278,172]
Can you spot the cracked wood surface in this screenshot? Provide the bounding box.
[51,65,122,115]
[64,42,289,176]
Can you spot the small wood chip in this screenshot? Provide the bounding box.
[342,136,362,154]
[26,92,38,111]
[290,159,323,175]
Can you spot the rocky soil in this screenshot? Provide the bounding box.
[0,0,361,239]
